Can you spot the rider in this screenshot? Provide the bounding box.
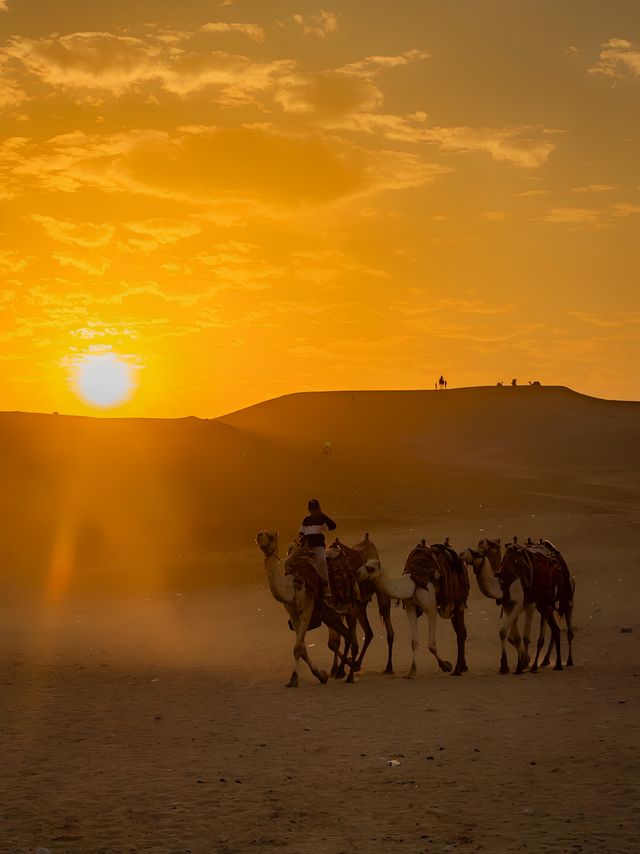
[299,498,337,601]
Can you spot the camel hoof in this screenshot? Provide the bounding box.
[567,658,574,667]
[451,670,462,677]
[286,675,299,688]
[500,666,510,675]
[383,667,394,675]
[318,671,329,684]
[345,673,355,684]
[352,662,362,673]
[530,665,538,673]
[541,659,551,668]
[405,669,416,680]
[554,663,563,671]
[440,661,453,673]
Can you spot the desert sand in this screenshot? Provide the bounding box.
[1,386,639,853]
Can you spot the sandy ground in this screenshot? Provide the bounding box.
[2,509,639,854]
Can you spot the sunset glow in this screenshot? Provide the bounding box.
[72,353,136,408]
[0,1,638,416]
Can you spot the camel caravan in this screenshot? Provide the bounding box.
[256,528,576,687]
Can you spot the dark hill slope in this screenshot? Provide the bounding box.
[1,387,638,591]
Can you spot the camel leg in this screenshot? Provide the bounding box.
[531,612,545,672]
[335,614,358,682]
[548,611,563,671]
[286,604,318,687]
[405,603,419,679]
[299,646,328,684]
[345,613,359,684]
[507,621,528,674]
[541,624,554,667]
[565,601,575,667]
[327,628,341,678]
[450,609,467,675]
[378,595,395,674]
[522,603,535,665]
[320,605,357,684]
[498,602,523,674]
[532,610,561,672]
[416,587,452,674]
[354,605,373,672]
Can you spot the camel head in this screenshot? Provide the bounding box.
[353,532,380,563]
[477,537,501,572]
[256,530,279,557]
[459,546,485,575]
[356,558,381,583]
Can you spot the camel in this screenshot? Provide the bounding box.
[351,533,395,674]
[462,536,575,673]
[285,535,390,679]
[256,530,357,687]
[502,539,575,671]
[460,539,530,674]
[357,539,469,678]
[324,535,395,675]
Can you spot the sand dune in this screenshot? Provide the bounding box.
[1,386,638,592]
[1,387,639,852]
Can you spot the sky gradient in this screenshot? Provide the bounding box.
[1,0,639,416]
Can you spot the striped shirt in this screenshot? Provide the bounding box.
[300,511,337,548]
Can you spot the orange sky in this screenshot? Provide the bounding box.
[1,0,639,416]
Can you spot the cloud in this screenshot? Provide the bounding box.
[32,214,115,247]
[482,210,509,221]
[293,11,340,38]
[570,183,618,193]
[516,189,550,197]
[122,218,201,249]
[339,49,428,77]
[5,32,165,95]
[161,53,293,104]
[610,202,640,217]
[589,38,640,78]
[275,71,382,116]
[274,50,428,118]
[0,249,29,272]
[544,204,640,226]
[10,125,450,208]
[54,252,111,275]
[568,311,640,329]
[316,111,556,167]
[424,126,556,168]
[5,30,293,104]
[201,22,265,43]
[544,207,601,224]
[70,323,139,340]
[0,59,28,109]
[394,297,516,318]
[313,110,428,139]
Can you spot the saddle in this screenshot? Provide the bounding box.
[326,543,360,608]
[403,540,469,618]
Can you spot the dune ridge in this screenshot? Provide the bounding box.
[1,385,638,593]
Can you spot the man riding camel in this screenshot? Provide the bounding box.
[299,498,337,603]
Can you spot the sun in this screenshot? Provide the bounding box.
[72,353,136,408]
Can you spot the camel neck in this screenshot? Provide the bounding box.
[264,553,293,605]
[373,567,415,600]
[475,556,502,600]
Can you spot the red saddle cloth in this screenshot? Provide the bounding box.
[326,545,360,608]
